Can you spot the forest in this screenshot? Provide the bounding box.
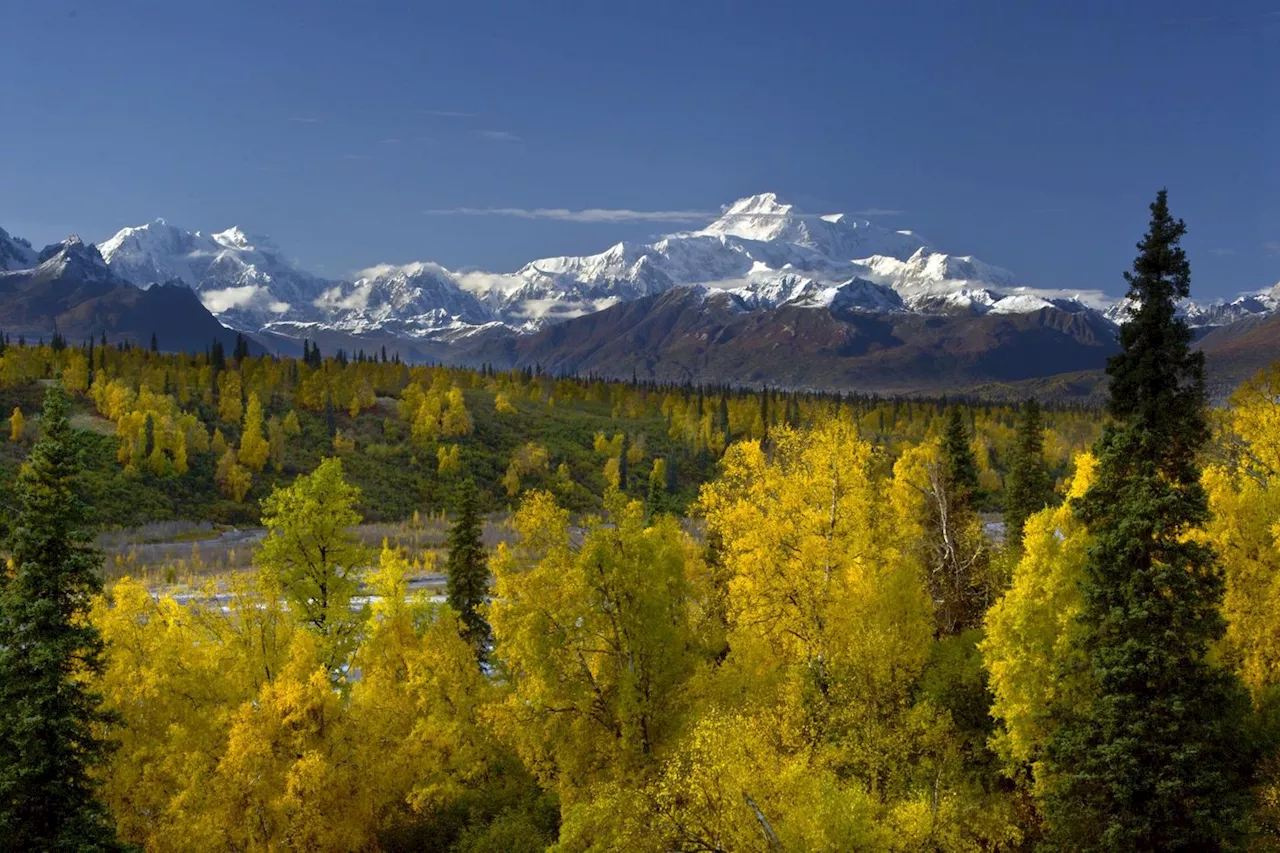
[2,192,1278,851]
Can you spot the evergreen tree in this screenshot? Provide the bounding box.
[1041,190,1254,850]
[1002,398,1052,553]
[0,385,120,849]
[942,406,979,500]
[445,478,491,664]
[149,331,158,353]
[142,412,155,459]
[646,457,667,519]
[760,386,770,442]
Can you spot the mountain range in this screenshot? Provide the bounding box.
[2,193,1276,396]
[0,229,251,352]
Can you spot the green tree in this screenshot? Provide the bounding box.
[446,478,491,663]
[0,385,121,850]
[257,457,367,675]
[942,406,979,500]
[1003,399,1053,553]
[617,433,630,492]
[646,457,667,519]
[1041,190,1254,850]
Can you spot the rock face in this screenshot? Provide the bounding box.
[462,285,1121,395]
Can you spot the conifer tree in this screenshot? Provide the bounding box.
[646,457,667,519]
[1041,190,1254,850]
[0,385,120,849]
[1003,398,1052,553]
[445,478,491,664]
[942,406,979,500]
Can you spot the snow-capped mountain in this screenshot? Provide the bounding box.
[32,234,117,284]
[0,229,249,353]
[82,193,1280,345]
[312,262,496,336]
[0,226,38,272]
[453,193,1032,327]
[99,219,333,329]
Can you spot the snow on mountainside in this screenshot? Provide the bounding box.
[99,219,331,328]
[28,192,1279,345]
[313,262,495,335]
[0,226,38,271]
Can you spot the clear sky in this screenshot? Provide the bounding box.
[1,0,1276,300]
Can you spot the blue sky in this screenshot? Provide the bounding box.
[1,0,1276,300]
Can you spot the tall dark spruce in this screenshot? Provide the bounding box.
[927,405,989,636]
[445,478,492,665]
[1003,398,1052,554]
[942,406,980,500]
[1041,190,1254,850]
[0,385,120,850]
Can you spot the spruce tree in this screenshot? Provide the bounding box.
[924,404,990,637]
[1002,398,1052,553]
[0,385,120,849]
[445,478,491,664]
[942,406,979,500]
[1041,190,1254,850]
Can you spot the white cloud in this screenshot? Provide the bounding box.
[1208,248,1236,256]
[380,137,402,144]
[424,206,717,224]
[354,261,451,280]
[200,286,290,315]
[456,270,524,297]
[288,116,320,124]
[1264,241,1280,253]
[418,109,477,117]
[477,130,521,142]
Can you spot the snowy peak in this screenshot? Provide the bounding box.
[699,192,928,262]
[0,226,38,272]
[34,235,115,282]
[701,192,798,242]
[211,226,277,253]
[101,219,332,329]
[310,262,495,334]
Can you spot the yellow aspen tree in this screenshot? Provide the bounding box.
[981,454,1096,770]
[217,371,243,424]
[238,392,269,472]
[699,422,934,773]
[9,407,23,442]
[210,427,228,457]
[61,351,90,393]
[215,447,252,502]
[437,444,461,476]
[441,386,474,437]
[488,490,702,796]
[257,458,367,675]
[266,416,285,473]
